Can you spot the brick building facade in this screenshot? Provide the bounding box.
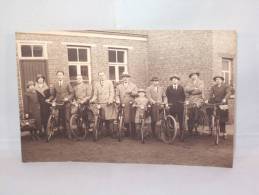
[16,30,236,122]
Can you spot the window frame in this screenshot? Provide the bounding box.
[108,48,128,82]
[17,41,48,60]
[222,58,232,85]
[67,45,91,83]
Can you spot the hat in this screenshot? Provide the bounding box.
[137,88,146,93]
[189,72,200,78]
[36,74,45,82]
[121,72,131,78]
[26,81,34,88]
[213,76,224,81]
[170,75,180,80]
[151,76,159,81]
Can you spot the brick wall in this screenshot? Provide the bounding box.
[16,30,236,123]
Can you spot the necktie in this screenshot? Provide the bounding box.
[59,81,62,87]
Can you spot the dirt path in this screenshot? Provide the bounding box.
[21,132,233,167]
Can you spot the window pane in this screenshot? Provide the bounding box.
[78,48,88,62]
[68,48,78,61]
[118,66,125,80]
[21,45,32,57]
[117,51,125,63]
[80,66,88,80]
[108,50,116,62]
[222,59,230,71]
[33,46,43,57]
[109,66,115,80]
[69,65,77,80]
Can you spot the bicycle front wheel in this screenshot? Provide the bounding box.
[70,114,87,140]
[214,118,220,145]
[46,116,55,142]
[140,119,145,144]
[161,115,177,144]
[118,116,123,142]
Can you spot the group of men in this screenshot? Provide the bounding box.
[49,70,231,140]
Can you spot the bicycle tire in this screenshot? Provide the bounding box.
[93,117,100,142]
[215,118,220,145]
[46,116,55,142]
[140,119,145,144]
[166,115,177,144]
[70,114,87,140]
[118,116,123,142]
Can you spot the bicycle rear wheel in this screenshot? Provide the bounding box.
[70,114,87,140]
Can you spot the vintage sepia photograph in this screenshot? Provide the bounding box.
[16,30,236,167]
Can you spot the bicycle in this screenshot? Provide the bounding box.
[157,103,178,144]
[45,100,65,142]
[183,101,207,136]
[69,101,95,141]
[133,103,151,144]
[113,102,126,142]
[90,102,112,141]
[204,102,228,145]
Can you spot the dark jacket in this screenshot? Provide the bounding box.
[50,80,74,103]
[166,85,186,105]
[209,84,231,103]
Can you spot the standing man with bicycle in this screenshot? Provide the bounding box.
[115,72,138,137]
[49,70,74,139]
[146,77,168,137]
[74,75,92,105]
[185,72,205,134]
[206,76,231,138]
[165,75,186,134]
[90,72,116,136]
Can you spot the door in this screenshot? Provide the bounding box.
[20,60,48,110]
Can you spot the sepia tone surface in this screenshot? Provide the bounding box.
[16,30,236,167]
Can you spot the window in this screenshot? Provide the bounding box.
[19,44,47,59]
[222,58,233,85]
[108,48,127,82]
[67,46,91,82]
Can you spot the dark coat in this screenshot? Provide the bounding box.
[24,90,41,130]
[50,81,74,103]
[35,87,50,130]
[166,85,186,107]
[209,84,231,103]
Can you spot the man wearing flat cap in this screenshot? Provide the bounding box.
[146,77,167,137]
[166,75,186,133]
[185,72,205,133]
[115,72,138,136]
[206,76,231,138]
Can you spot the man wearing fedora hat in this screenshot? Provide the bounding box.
[146,76,167,137]
[166,75,186,133]
[206,75,231,138]
[115,72,138,136]
[185,72,205,133]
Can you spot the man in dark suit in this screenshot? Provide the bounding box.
[166,75,186,132]
[206,76,231,138]
[50,71,74,139]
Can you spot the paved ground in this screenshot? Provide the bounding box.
[21,125,234,168]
